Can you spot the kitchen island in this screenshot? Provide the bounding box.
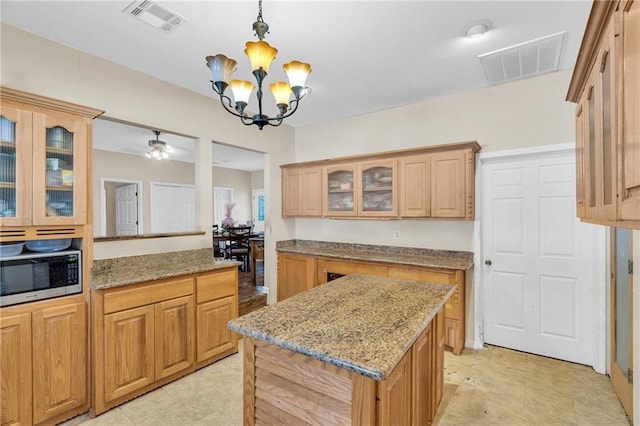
[276,239,473,355]
[228,274,454,425]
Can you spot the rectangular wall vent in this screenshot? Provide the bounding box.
[479,31,566,86]
[123,0,185,33]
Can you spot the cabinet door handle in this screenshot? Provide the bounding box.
[322,268,327,273]
[485,260,492,266]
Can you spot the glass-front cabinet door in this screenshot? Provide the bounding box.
[32,110,87,225]
[324,164,357,216]
[0,105,33,226]
[358,160,397,217]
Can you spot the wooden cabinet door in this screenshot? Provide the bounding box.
[619,0,640,221]
[432,310,446,412]
[358,160,398,217]
[324,164,357,216]
[196,296,237,362]
[399,154,430,217]
[104,305,154,402]
[0,104,33,227]
[430,150,466,218]
[575,103,586,218]
[411,322,433,426]
[0,313,32,426]
[154,296,195,380]
[32,302,87,424]
[282,168,302,217]
[32,109,88,225]
[376,350,412,426]
[301,167,323,216]
[277,253,317,301]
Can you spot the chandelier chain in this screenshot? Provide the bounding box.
[257,0,264,22]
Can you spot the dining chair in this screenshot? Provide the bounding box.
[212,225,226,258]
[226,225,252,271]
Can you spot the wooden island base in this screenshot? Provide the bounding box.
[242,309,445,426]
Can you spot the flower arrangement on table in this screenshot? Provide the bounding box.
[221,202,236,233]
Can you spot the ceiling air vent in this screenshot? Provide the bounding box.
[479,31,566,86]
[123,0,185,33]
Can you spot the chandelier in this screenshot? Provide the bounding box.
[146,131,171,160]
[205,0,311,130]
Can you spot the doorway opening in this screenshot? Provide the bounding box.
[100,178,142,237]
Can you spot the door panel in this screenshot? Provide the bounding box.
[611,227,633,418]
[482,150,603,365]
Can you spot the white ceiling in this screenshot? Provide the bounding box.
[1,0,591,169]
[93,118,266,171]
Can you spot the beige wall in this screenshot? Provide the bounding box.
[1,23,296,301]
[93,149,195,235]
[212,166,252,225]
[251,170,265,190]
[293,70,575,251]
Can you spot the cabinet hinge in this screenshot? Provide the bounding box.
[628,368,633,384]
[629,259,634,275]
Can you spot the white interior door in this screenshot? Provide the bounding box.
[252,189,265,233]
[150,182,196,233]
[482,149,603,365]
[115,183,138,236]
[214,187,233,227]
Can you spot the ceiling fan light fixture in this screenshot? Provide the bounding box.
[463,19,493,38]
[146,130,171,160]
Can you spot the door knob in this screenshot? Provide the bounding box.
[485,260,492,266]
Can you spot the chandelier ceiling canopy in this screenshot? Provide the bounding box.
[146,130,171,160]
[205,0,311,130]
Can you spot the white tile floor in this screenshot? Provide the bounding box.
[64,343,630,426]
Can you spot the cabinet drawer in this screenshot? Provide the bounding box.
[196,269,237,304]
[104,278,194,314]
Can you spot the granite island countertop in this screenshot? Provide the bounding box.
[276,239,473,271]
[228,273,454,380]
[91,248,241,290]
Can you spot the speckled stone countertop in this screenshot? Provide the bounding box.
[276,239,473,271]
[228,274,454,380]
[91,248,241,290]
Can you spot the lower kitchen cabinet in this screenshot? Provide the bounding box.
[104,305,155,401]
[0,312,32,426]
[377,350,412,426]
[154,296,195,379]
[0,298,88,426]
[32,302,87,424]
[277,253,317,301]
[91,268,238,416]
[195,269,238,365]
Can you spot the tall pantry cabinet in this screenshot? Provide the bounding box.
[0,86,103,426]
[568,0,640,229]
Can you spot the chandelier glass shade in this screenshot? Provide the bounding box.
[205,0,311,130]
[146,131,171,160]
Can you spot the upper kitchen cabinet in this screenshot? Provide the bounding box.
[281,166,323,217]
[324,160,397,218]
[282,141,480,219]
[398,144,479,219]
[430,149,475,219]
[324,163,358,216]
[358,160,398,217]
[567,0,640,228]
[0,86,103,228]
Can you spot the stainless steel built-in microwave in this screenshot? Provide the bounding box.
[0,250,82,307]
